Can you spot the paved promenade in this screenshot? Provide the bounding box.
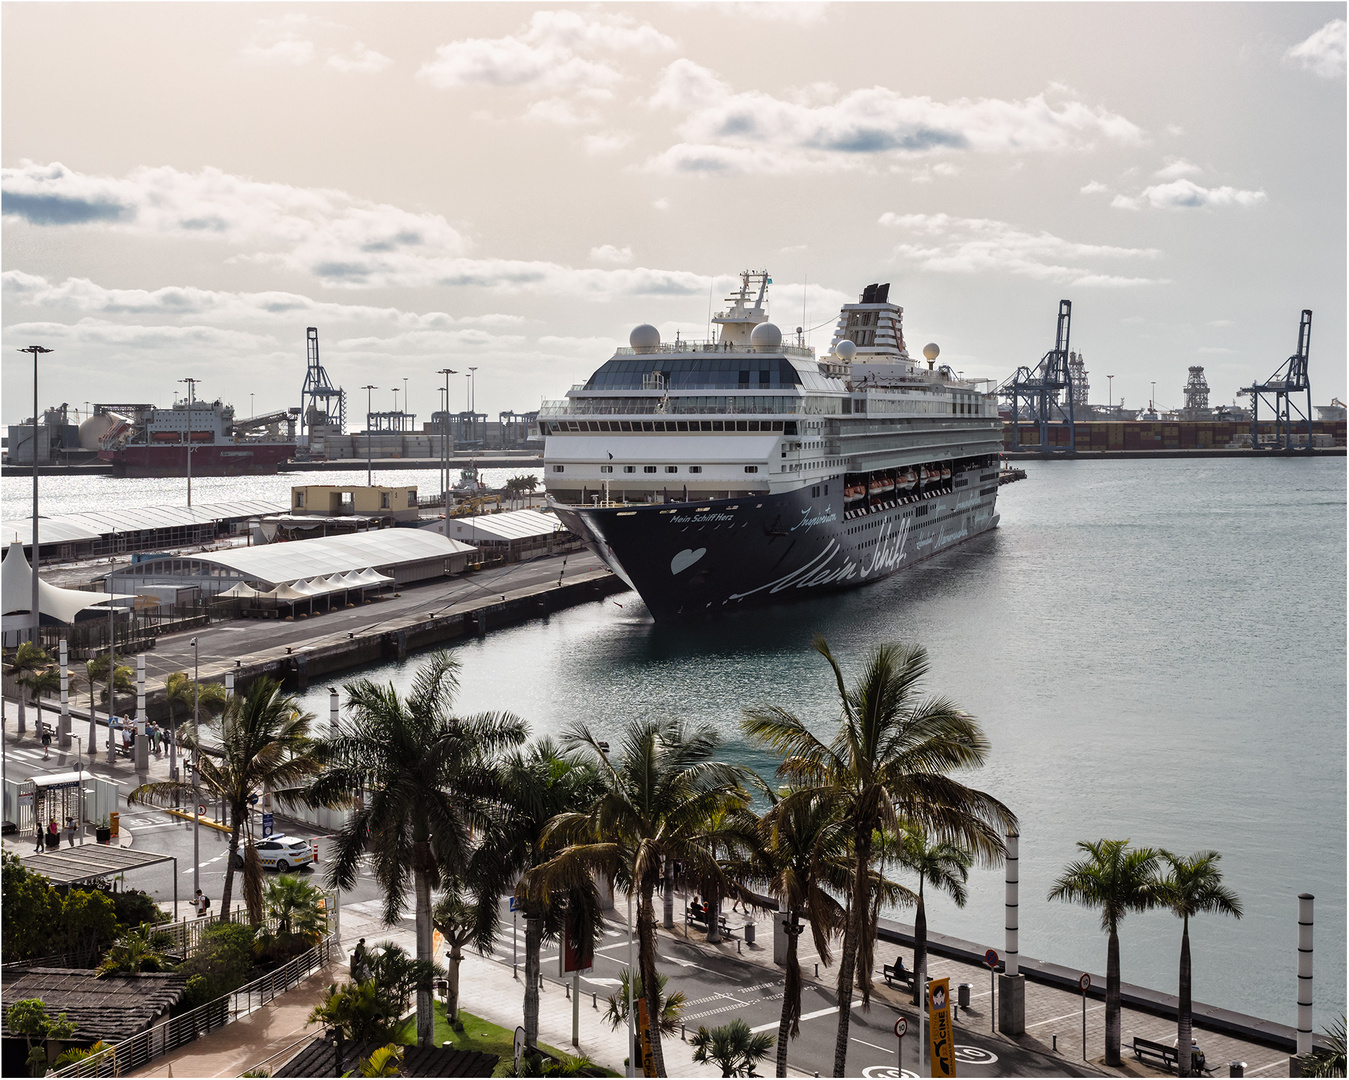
[1,706,1304,1077]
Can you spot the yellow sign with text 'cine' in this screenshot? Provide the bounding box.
[928,976,957,1077]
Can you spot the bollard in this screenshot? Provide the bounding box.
[592,993,597,1010]
[1052,1034,1057,1052]
[815,963,819,978]
[681,1025,686,1042]
[565,983,570,999]
[737,940,741,954]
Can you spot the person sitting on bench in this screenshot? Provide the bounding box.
[690,896,705,921]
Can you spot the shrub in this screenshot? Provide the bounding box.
[179,922,256,1007]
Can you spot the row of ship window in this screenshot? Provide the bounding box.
[542,419,790,434]
[551,465,760,474]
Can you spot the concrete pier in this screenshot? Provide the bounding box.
[113,550,625,707]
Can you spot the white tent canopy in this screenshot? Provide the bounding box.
[1,542,135,627]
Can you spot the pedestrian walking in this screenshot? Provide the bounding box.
[41,724,51,759]
[151,723,161,755]
[65,816,76,846]
[194,888,210,918]
[47,817,59,848]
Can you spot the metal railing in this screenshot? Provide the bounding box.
[49,936,334,1078]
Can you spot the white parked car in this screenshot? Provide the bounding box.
[234,834,313,871]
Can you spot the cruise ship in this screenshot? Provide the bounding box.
[543,272,1002,620]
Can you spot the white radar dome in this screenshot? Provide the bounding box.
[629,324,661,352]
[834,339,857,362]
[922,343,940,361]
[750,322,782,350]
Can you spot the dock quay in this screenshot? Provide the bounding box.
[84,551,625,709]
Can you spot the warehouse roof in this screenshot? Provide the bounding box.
[2,499,286,546]
[127,529,475,588]
[441,509,566,543]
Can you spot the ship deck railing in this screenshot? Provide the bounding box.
[610,341,815,358]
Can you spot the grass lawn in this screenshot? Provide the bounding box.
[398,1000,619,1076]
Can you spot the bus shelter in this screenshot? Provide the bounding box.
[21,845,179,920]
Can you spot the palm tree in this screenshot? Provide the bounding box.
[1158,850,1242,1077]
[742,637,1016,1078]
[432,890,491,1023]
[83,654,132,753]
[1299,1015,1347,1078]
[500,739,604,1049]
[257,874,329,959]
[602,970,686,1038]
[163,671,227,781]
[691,1019,774,1078]
[753,790,848,1077]
[1048,839,1163,1067]
[894,827,972,1005]
[126,676,323,919]
[7,642,49,734]
[307,650,526,1048]
[20,666,61,749]
[309,980,395,1075]
[95,928,167,975]
[533,718,755,1077]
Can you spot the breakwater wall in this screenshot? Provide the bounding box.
[875,918,1321,1054]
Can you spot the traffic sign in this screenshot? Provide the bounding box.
[985,949,999,969]
[509,896,519,912]
[1079,973,1091,992]
[894,1017,908,1038]
[261,812,274,838]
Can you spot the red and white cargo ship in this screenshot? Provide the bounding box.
[97,398,296,477]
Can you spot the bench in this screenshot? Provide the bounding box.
[882,960,915,990]
[684,910,732,937]
[1132,1036,1209,1075]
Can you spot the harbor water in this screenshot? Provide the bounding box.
[5,457,1345,1028]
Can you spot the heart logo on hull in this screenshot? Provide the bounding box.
[669,548,707,576]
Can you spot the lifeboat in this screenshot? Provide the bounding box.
[897,469,916,490]
[845,483,865,502]
[940,465,952,481]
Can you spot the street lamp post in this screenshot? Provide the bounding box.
[361,385,378,487]
[191,636,200,895]
[438,368,457,504]
[180,377,199,508]
[468,366,479,444]
[18,345,51,647]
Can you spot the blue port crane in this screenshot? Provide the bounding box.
[1241,309,1312,452]
[1002,299,1076,452]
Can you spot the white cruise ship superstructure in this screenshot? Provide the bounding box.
[543,271,1002,620]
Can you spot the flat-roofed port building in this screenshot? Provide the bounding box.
[106,528,476,598]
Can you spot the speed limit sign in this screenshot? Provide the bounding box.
[894,1017,908,1038]
[1079,973,1092,992]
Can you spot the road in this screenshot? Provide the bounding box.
[140,549,612,689]
[479,902,1092,1079]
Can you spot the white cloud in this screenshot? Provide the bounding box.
[525,97,601,126]
[417,10,674,113]
[1080,181,1110,195]
[1198,346,1238,354]
[652,198,670,211]
[1154,157,1202,180]
[1286,19,1346,79]
[1114,178,1267,211]
[582,131,633,155]
[241,14,319,66]
[327,43,393,74]
[643,64,1144,174]
[242,38,315,66]
[590,245,633,265]
[0,272,522,329]
[878,211,1166,286]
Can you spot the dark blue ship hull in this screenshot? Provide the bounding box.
[551,463,1000,621]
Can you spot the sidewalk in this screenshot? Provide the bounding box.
[130,963,341,1078]
[667,898,1294,1078]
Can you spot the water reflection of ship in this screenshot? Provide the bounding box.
[96,398,296,477]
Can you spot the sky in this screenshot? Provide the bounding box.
[2,2,1345,429]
